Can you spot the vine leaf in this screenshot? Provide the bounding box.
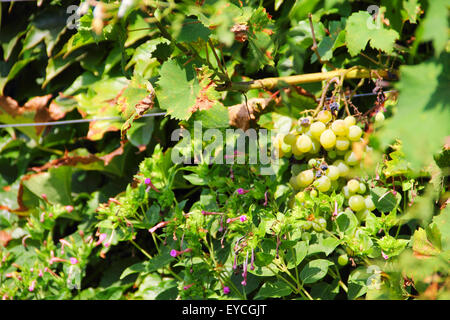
[157,59,221,121]
[345,10,399,56]
[378,53,450,170]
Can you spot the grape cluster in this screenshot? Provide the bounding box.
[274,107,375,218]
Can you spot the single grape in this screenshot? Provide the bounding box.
[308,158,318,168]
[333,160,350,177]
[375,112,385,123]
[331,119,349,136]
[283,133,297,145]
[295,191,305,203]
[349,195,366,212]
[328,150,337,159]
[344,116,356,127]
[358,182,367,194]
[314,175,331,193]
[301,221,313,231]
[309,139,321,154]
[316,110,332,123]
[335,137,350,151]
[365,196,376,211]
[281,142,292,154]
[289,176,300,190]
[348,125,363,142]
[356,209,370,222]
[347,179,360,193]
[291,142,303,156]
[319,129,336,149]
[342,185,351,199]
[296,169,314,187]
[344,150,359,166]
[337,254,348,266]
[310,121,326,139]
[313,218,327,232]
[326,165,340,180]
[310,189,318,198]
[296,134,313,153]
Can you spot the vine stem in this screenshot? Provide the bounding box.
[218,67,395,92]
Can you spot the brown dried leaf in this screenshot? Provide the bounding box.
[0,231,12,247]
[228,97,272,130]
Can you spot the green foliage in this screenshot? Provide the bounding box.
[0,0,448,302]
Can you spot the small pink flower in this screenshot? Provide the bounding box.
[40,212,46,223]
[38,270,43,277]
[227,215,247,224]
[70,257,79,265]
[183,283,194,290]
[65,205,74,213]
[170,248,192,258]
[239,215,247,222]
[144,178,160,193]
[149,221,170,234]
[381,251,389,260]
[223,286,230,295]
[95,233,107,246]
[28,280,36,292]
[236,188,249,195]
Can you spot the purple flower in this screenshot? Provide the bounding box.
[170,248,192,258]
[236,188,249,195]
[183,283,194,290]
[69,257,79,265]
[239,215,247,222]
[241,251,249,287]
[144,178,160,193]
[28,280,36,292]
[381,251,389,260]
[223,286,230,295]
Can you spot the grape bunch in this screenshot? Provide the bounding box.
[273,107,375,218]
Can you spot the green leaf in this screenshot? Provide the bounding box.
[377,235,409,257]
[120,261,148,280]
[370,187,399,213]
[348,267,371,300]
[418,0,448,56]
[336,210,359,235]
[286,241,308,268]
[176,18,211,43]
[412,227,441,257]
[310,279,340,300]
[307,236,341,256]
[345,11,399,56]
[379,54,450,170]
[300,259,333,284]
[255,280,292,299]
[433,206,450,251]
[22,166,73,206]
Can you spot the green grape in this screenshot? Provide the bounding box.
[356,209,370,222]
[319,129,336,149]
[308,159,318,168]
[309,138,321,154]
[348,125,363,141]
[301,221,313,231]
[281,142,292,154]
[375,112,385,123]
[296,169,314,187]
[326,165,340,180]
[296,134,313,153]
[344,116,356,127]
[310,121,326,139]
[335,137,350,151]
[342,185,351,199]
[317,110,332,123]
[314,175,331,193]
[337,254,348,266]
[328,150,337,159]
[344,150,359,166]
[358,182,367,194]
[349,195,366,212]
[331,119,349,136]
[289,176,301,190]
[333,160,350,177]
[295,191,305,203]
[347,179,360,193]
[291,141,303,156]
[365,196,376,211]
[313,218,327,232]
[284,133,297,145]
[310,189,318,198]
